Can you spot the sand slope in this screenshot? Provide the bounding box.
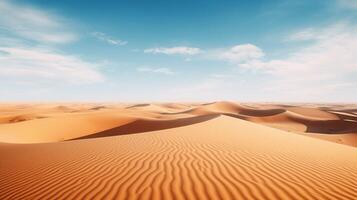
[1,115,357,199]
[1,102,357,146]
[0,112,136,143]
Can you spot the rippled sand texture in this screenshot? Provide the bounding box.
[1,102,357,199]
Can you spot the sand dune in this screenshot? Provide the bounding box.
[1,101,357,146]
[246,110,356,133]
[1,102,357,199]
[0,111,136,143]
[1,115,357,199]
[74,114,219,140]
[0,114,48,124]
[285,106,339,119]
[157,101,357,146]
[164,101,285,118]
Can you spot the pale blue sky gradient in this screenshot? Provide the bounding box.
[1,0,357,102]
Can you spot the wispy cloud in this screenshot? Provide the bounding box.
[0,0,76,43]
[185,22,357,101]
[212,44,264,64]
[0,1,104,86]
[0,47,104,84]
[287,22,348,41]
[337,0,357,9]
[144,46,201,55]
[232,22,357,101]
[137,66,175,75]
[245,23,357,75]
[92,32,127,46]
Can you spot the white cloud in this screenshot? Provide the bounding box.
[137,66,175,75]
[144,46,201,55]
[249,23,357,74]
[0,1,105,86]
[92,32,127,46]
[191,22,357,101]
[287,23,348,41]
[216,44,264,63]
[238,22,357,101]
[0,0,76,43]
[287,28,319,41]
[0,47,104,84]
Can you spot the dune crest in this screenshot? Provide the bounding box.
[74,114,219,140]
[1,103,357,199]
[1,102,357,146]
[1,115,357,199]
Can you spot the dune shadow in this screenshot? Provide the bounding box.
[329,112,357,122]
[159,108,197,115]
[222,113,248,120]
[238,108,286,117]
[200,102,216,106]
[89,106,108,111]
[7,115,48,123]
[72,114,220,140]
[160,107,286,117]
[286,114,357,134]
[305,120,357,134]
[125,104,150,109]
[273,104,296,108]
[225,106,357,134]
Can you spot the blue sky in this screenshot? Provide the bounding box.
[1,0,357,102]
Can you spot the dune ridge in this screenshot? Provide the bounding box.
[1,102,357,146]
[1,115,357,199]
[74,114,219,140]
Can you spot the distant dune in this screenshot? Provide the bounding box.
[1,102,357,199]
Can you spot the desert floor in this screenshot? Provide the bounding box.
[1,101,357,199]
